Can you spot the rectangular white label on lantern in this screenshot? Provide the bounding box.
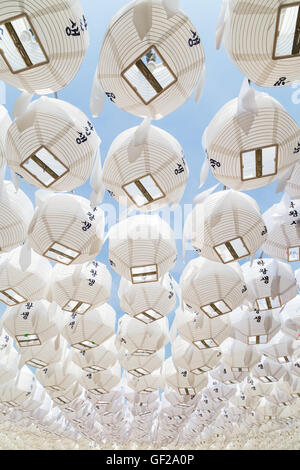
[22,148,68,187]
[275,5,300,58]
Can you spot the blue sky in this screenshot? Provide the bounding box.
[2,0,300,359]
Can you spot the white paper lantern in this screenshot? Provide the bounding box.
[115,315,169,356]
[61,304,116,352]
[262,195,300,262]
[118,273,176,324]
[16,335,68,370]
[0,328,13,354]
[50,260,111,315]
[163,358,208,396]
[48,382,84,407]
[210,363,249,385]
[103,124,188,211]
[255,398,281,422]
[2,300,61,350]
[283,161,300,199]
[109,214,177,283]
[36,359,81,394]
[0,0,89,94]
[127,368,163,394]
[71,336,118,374]
[0,247,52,307]
[0,181,34,253]
[219,0,300,88]
[6,97,100,192]
[119,348,164,378]
[231,308,281,346]
[251,356,287,384]
[180,258,247,319]
[0,367,36,409]
[204,91,300,191]
[79,363,121,396]
[28,193,105,265]
[93,0,205,120]
[220,338,261,372]
[203,381,236,403]
[0,106,11,168]
[263,332,299,364]
[281,295,300,340]
[172,336,221,376]
[175,308,232,350]
[0,347,20,386]
[187,190,267,264]
[163,386,200,409]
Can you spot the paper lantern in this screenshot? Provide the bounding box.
[219,0,300,88]
[262,332,299,364]
[28,193,105,265]
[231,308,281,346]
[0,328,13,354]
[175,308,232,350]
[242,258,297,311]
[2,300,61,350]
[241,376,274,399]
[109,214,177,283]
[115,315,169,356]
[48,382,84,407]
[262,195,300,262]
[187,190,267,264]
[255,398,281,422]
[6,98,100,192]
[36,359,81,395]
[210,363,249,385]
[50,260,111,315]
[204,88,300,191]
[251,356,287,383]
[180,257,247,318]
[79,363,121,396]
[0,247,52,307]
[230,390,260,410]
[127,368,163,394]
[281,295,300,340]
[0,181,34,253]
[0,106,11,168]
[0,347,20,385]
[119,348,163,378]
[220,338,261,372]
[163,386,200,409]
[0,0,89,94]
[93,0,205,119]
[163,358,208,396]
[0,367,36,409]
[16,335,68,370]
[172,336,221,376]
[203,381,236,403]
[61,304,116,352]
[118,273,176,324]
[267,381,294,407]
[71,336,118,374]
[103,124,188,211]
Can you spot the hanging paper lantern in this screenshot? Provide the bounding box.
[175,308,232,350]
[242,258,297,312]
[48,382,84,407]
[262,195,300,262]
[220,338,261,373]
[6,97,100,192]
[163,386,200,409]
[0,328,13,354]
[267,381,294,407]
[102,124,188,211]
[0,247,52,307]
[186,190,267,264]
[92,0,205,120]
[210,363,249,385]
[115,315,169,356]
[217,0,300,88]
[180,258,247,318]
[204,85,300,191]
[79,363,121,396]
[0,0,89,94]
[262,331,299,364]
[119,348,164,378]
[251,356,287,383]
[281,295,300,340]
[0,106,11,168]
[2,300,61,351]
[36,360,81,394]
[61,304,116,352]
[118,273,176,324]
[202,381,236,403]
[242,375,274,399]
[0,347,20,386]
[0,367,36,409]
[28,192,105,266]
[163,358,208,396]
[255,398,281,423]
[172,336,221,376]
[0,181,34,253]
[16,335,68,370]
[109,214,177,283]
[50,260,111,315]
[231,308,281,346]
[127,369,163,394]
[230,389,260,411]
[71,337,118,374]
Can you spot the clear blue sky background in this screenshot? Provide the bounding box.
[1,0,300,360]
